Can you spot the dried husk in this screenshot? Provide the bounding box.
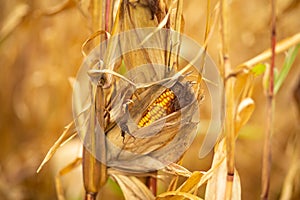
[102,72,200,172]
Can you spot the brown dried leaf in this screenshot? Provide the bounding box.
[81,30,111,57]
[233,72,254,103]
[36,121,76,173]
[164,163,192,178]
[160,171,203,200]
[55,157,82,200]
[156,191,203,200]
[105,77,199,172]
[110,174,155,200]
[118,0,166,70]
[235,98,255,135]
[165,0,184,70]
[176,171,203,193]
[205,139,241,200]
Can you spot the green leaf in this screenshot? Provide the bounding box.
[251,63,266,76]
[107,177,123,196]
[274,44,300,94]
[117,60,127,75]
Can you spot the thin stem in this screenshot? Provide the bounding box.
[146,176,157,196]
[239,32,300,70]
[220,0,236,199]
[261,0,276,199]
[269,1,276,97]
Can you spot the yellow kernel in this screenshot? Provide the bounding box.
[144,116,149,122]
[163,98,169,104]
[137,88,177,128]
[157,109,163,115]
[152,115,158,121]
[154,106,161,112]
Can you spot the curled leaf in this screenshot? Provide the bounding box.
[157,191,203,200]
[176,171,203,193]
[36,121,76,173]
[205,139,241,200]
[235,98,255,135]
[110,174,155,200]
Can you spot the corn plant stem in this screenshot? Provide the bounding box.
[238,33,300,70]
[85,193,96,200]
[220,0,236,199]
[196,0,211,99]
[173,0,183,70]
[146,175,157,196]
[82,1,110,199]
[261,1,276,199]
[105,0,112,33]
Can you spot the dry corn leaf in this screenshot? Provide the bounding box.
[117,0,167,70]
[164,0,184,70]
[197,152,225,189]
[81,30,111,57]
[111,174,155,200]
[164,163,192,177]
[104,75,199,172]
[233,72,254,104]
[168,175,179,192]
[55,157,82,200]
[235,98,255,135]
[205,139,241,200]
[165,159,184,192]
[37,121,76,173]
[176,171,203,193]
[156,191,203,200]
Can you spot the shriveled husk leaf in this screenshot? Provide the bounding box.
[110,174,155,200]
[235,98,255,135]
[164,163,192,178]
[104,71,199,172]
[233,72,254,104]
[176,171,203,193]
[205,139,241,200]
[156,191,203,200]
[117,0,167,70]
[37,121,76,173]
[55,157,82,200]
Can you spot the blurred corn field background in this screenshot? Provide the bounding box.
[0,0,300,200]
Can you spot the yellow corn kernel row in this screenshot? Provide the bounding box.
[138,89,175,127]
